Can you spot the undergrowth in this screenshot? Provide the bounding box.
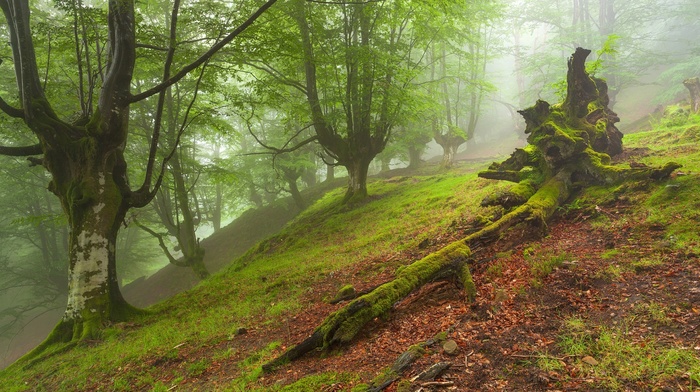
[0,162,505,391]
[1,107,699,391]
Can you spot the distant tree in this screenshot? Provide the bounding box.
[430,13,499,168]
[508,0,674,109]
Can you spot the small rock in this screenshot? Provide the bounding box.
[234,327,248,335]
[443,339,459,356]
[581,355,598,366]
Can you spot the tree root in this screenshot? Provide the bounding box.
[261,47,681,373]
[263,173,571,372]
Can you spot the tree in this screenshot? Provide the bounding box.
[0,0,276,352]
[262,47,680,372]
[508,0,674,109]
[291,0,472,202]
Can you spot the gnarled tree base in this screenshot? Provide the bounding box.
[16,298,146,369]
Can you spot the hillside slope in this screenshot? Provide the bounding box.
[1,108,699,391]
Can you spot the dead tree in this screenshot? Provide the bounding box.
[262,48,680,372]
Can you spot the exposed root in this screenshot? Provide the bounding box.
[262,48,681,373]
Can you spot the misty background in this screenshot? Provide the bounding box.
[0,0,697,368]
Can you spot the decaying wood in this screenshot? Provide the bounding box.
[262,47,680,374]
[411,362,451,382]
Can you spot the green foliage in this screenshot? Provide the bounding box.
[586,35,620,77]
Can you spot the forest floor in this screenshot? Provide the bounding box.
[170,181,700,391]
[3,109,700,391]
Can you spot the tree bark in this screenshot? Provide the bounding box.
[344,158,371,203]
[434,134,464,169]
[684,77,700,113]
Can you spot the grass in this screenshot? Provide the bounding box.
[556,316,700,390]
[527,250,570,288]
[622,110,700,254]
[3,106,700,390]
[0,163,505,391]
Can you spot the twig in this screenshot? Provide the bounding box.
[420,381,454,387]
[510,353,575,361]
[464,349,474,369]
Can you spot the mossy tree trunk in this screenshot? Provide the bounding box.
[434,133,465,169]
[44,149,141,345]
[263,48,680,372]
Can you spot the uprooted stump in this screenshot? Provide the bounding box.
[478,47,679,210]
[262,48,680,373]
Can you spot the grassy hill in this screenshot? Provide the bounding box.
[1,107,700,391]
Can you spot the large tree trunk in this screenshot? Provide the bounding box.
[434,135,464,169]
[344,158,371,203]
[31,150,140,352]
[407,145,423,169]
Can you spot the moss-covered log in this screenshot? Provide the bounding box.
[262,48,680,372]
[263,174,570,372]
[263,241,473,371]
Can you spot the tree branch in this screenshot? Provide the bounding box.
[0,95,24,119]
[129,0,278,103]
[0,143,41,157]
[132,218,184,266]
[242,60,308,94]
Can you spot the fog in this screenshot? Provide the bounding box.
[0,0,698,368]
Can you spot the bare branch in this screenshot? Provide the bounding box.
[129,0,278,103]
[0,143,41,157]
[0,96,24,119]
[132,218,183,266]
[137,0,182,202]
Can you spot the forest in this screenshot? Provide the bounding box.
[0,0,699,390]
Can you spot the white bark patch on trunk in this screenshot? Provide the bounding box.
[92,203,105,215]
[64,230,110,320]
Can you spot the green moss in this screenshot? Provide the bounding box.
[433,331,448,342]
[396,379,412,392]
[459,264,476,302]
[332,284,356,302]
